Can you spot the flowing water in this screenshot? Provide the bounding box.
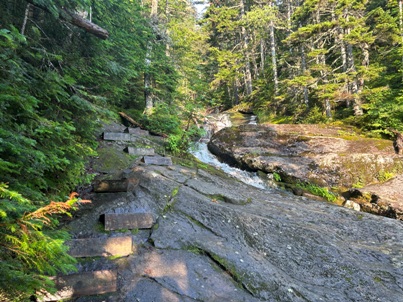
[190,113,272,190]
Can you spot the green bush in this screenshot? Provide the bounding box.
[296,182,337,202]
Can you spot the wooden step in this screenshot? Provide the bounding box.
[43,270,117,301]
[67,236,133,258]
[102,132,134,141]
[101,213,154,231]
[142,155,172,166]
[124,146,155,156]
[94,178,139,193]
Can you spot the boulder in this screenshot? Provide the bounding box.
[208,124,403,218]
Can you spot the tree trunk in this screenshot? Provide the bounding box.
[240,0,253,96]
[269,2,278,95]
[260,39,265,73]
[151,0,158,21]
[144,0,159,113]
[301,44,309,104]
[21,3,31,35]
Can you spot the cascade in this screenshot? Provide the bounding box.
[190,114,270,190]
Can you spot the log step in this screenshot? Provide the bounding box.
[142,156,172,166]
[124,146,155,156]
[124,127,149,136]
[101,213,155,231]
[94,178,139,193]
[102,132,134,141]
[67,236,133,258]
[43,270,117,301]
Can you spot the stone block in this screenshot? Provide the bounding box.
[124,127,149,136]
[101,213,154,231]
[43,270,117,301]
[67,236,133,258]
[94,178,139,193]
[124,147,155,156]
[102,132,134,141]
[142,156,172,166]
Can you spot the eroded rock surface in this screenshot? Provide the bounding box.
[208,124,403,218]
[68,159,403,302]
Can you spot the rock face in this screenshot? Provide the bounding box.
[208,124,403,218]
[57,122,403,302]
[65,158,403,302]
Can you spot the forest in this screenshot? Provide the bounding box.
[1,0,403,300]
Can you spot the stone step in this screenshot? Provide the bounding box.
[124,127,149,136]
[142,155,172,166]
[124,146,155,156]
[101,213,155,231]
[102,132,134,141]
[43,270,117,301]
[94,178,139,193]
[67,236,133,258]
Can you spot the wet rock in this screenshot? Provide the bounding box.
[141,164,403,302]
[58,123,403,302]
[208,124,403,218]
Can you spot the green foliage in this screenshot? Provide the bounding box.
[272,172,282,182]
[302,106,329,124]
[296,182,338,202]
[141,103,182,135]
[0,184,78,301]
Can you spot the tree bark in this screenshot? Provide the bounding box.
[21,3,31,35]
[25,0,109,39]
[240,0,253,96]
[269,11,278,95]
[144,0,159,113]
[301,44,309,104]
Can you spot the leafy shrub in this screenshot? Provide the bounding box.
[141,103,181,135]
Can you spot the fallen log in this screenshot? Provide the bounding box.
[25,1,109,39]
[119,112,143,128]
[119,111,168,137]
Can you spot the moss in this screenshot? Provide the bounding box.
[171,186,180,198]
[209,253,244,286]
[373,276,382,283]
[184,245,204,255]
[94,146,137,173]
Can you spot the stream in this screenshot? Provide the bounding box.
[190,113,272,190]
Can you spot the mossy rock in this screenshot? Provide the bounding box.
[93,144,138,174]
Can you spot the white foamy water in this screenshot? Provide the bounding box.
[190,142,269,190]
